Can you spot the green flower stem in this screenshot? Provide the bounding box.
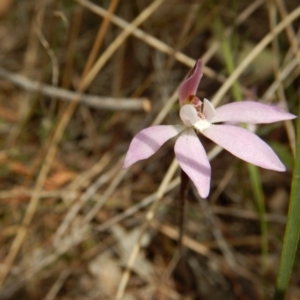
[274,104,300,299]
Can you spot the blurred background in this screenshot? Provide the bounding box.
[0,0,299,299]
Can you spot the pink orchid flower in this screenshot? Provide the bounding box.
[123,59,296,198]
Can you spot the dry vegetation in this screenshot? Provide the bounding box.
[0,0,299,299]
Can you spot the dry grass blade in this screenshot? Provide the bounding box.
[275,0,300,70]
[96,177,180,232]
[81,0,120,78]
[43,269,71,300]
[263,56,300,101]
[34,0,59,93]
[77,0,225,82]
[115,158,179,300]
[78,0,166,91]
[212,5,300,106]
[53,153,113,247]
[202,0,264,62]
[267,1,296,160]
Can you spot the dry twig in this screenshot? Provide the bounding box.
[0,67,150,111]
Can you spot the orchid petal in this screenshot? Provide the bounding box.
[175,128,211,198]
[178,59,203,106]
[123,125,184,169]
[202,124,286,171]
[212,101,296,124]
[203,98,216,121]
[180,104,198,126]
